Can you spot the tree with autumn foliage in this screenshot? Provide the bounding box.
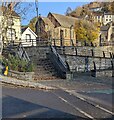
[74,19,100,45]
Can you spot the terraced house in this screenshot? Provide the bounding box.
[0,5,21,45]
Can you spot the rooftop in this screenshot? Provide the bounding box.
[42,17,54,28]
[0,6,20,18]
[50,13,79,28]
[100,25,110,31]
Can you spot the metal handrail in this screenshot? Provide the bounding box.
[50,45,67,69]
[18,43,30,62]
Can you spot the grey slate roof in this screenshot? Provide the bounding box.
[100,25,109,31]
[42,17,54,28]
[51,13,79,28]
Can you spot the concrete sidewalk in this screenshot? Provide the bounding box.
[0,75,55,90]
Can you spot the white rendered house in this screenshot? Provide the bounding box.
[21,27,37,47]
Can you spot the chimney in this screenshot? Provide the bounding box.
[8,2,13,11]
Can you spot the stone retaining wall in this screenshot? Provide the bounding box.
[56,46,114,58]
[25,46,49,61]
[95,70,114,77]
[66,56,113,72]
[8,70,34,81]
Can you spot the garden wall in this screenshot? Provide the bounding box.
[8,70,34,81]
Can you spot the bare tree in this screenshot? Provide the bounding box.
[0,1,33,48]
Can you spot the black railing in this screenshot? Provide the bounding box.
[50,45,67,69]
[21,39,50,47]
[48,45,70,78]
[17,43,30,62]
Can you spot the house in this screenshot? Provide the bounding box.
[0,6,21,45]
[35,16,54,40]
[92,12,103,24]
[103,12,114,25]
[90,7,102,12]
[100,22,113,45]
[21,27,37,47]
[35,13,78,46]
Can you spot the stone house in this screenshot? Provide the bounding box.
[103,12,114,25]
[35,13,78,46]
[47,13,77,46]
[0,6,21,45]
[21,27,37,47]
[35,16,54,40]
[89,7,102,12]
[100,22,113,45]
[92,12,103,25]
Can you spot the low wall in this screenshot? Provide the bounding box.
[66,55,113,72]
[8,70,34,81]
[95,70,114,77]
[66,69,113,80]
[56,46,114,58]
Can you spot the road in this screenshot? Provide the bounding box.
[2,84,114,120]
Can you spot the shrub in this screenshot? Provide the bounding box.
[2,54,34,72]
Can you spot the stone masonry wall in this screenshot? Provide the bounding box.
[61,46,114,58]
[24,46,50,63]
[66,56,113,72]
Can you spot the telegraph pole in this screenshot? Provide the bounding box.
[35,0,39,40]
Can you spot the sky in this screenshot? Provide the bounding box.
[20,2,89,25]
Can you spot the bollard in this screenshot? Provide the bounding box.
[4,66,8,76]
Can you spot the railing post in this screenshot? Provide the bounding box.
[103,51,105,58]
[111,61,113,69]
[85,57,89,72]
[91,49,94,57]
[75,47,77,56]
[93,61,96,71]
[32,39,33,46]
[110,52,112,58]
[54,39,56,46]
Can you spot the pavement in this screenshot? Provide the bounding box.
[0,75,55,90]
[1,75,113,108]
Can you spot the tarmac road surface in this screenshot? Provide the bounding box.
[2,84,114,120]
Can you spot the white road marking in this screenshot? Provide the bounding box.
[65,89,114,115]
[53,92,95,120]
[96,105,114,115]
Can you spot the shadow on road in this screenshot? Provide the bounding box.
[2,95,87,120]
[2,91,114,120]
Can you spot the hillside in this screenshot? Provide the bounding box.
[66,1,114,19]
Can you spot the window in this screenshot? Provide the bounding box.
[26,34,31,42]
[7,28,15,41]
[106,19,108,21]
[65,29,67,37]
[106,15,108,18]
[110,15,111,18]
[98,16,100,19]
[109,19,111,21]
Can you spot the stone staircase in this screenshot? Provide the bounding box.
[33,58,60,80]
[3,43,63,80]
[25,46,63,80]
